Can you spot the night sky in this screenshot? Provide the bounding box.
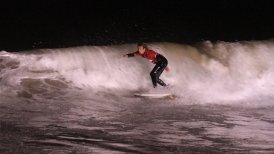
[0,0,273,51]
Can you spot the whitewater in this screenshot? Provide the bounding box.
[1,40,274,153]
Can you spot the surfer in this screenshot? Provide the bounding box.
[123,43,169,88]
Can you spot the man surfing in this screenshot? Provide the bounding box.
[123,43,170,88]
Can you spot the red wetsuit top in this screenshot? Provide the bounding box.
[128,49,158,63]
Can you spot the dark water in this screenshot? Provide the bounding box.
[1,92,274,154]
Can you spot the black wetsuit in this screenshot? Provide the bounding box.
[150,54,168,88]
[127,50,168,88]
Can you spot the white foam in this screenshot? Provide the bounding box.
[1,40,274,106]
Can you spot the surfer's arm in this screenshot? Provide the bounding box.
[123,51,139,57]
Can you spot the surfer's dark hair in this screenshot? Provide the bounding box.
[137,43,148,49]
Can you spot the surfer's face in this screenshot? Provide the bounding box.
[138,46,146,54]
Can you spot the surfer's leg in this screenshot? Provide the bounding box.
[150,64,161,88]
[155,59,168,87]
[156,65,167,86]
[157,79,166,86]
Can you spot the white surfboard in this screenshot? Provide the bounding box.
[134,93,175,99]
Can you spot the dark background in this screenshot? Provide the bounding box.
[0,0,273,51]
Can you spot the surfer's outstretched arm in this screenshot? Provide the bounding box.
[123,51,139,57]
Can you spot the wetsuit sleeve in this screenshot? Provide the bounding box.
[127,51,139,57]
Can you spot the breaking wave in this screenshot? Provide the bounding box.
[1,40,274,106]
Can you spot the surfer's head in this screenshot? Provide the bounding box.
[137,43,148,54]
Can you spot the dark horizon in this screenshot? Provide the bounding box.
[1,0,274,51]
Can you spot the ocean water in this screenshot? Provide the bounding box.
[1,40,274,153]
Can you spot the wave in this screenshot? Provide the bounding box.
[1,40,274,105]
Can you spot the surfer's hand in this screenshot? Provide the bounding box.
[165,67,170,73]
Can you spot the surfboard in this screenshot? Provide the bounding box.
[134,93,175,99]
